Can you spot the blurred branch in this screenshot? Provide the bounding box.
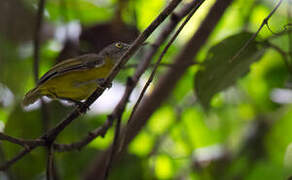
[265,28,292,41]
[33,0,46,82]
[0,144,38,170]
[0,0,182,171]
[84,1,205,179]
[84,0,233,178]
[43,0,182,143]
[0,133,45,148]
[0,145,14,179]
[46,145,54,180]
[127,1,200,127]
[264,41,292,74]
[53,116,114,152]
[104,115,122,179]
[0,133,45,170]
[120,0,233,156]
[32,0,54,179]
[288,2,292,65]
[123,62,197,69]
[230,0,283,62]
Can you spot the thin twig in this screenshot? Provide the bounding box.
[0,133,45,147]
[288,2,292,65]
[46,145,54,180]
[44,0,182,143]
[33,0,50,132]
[85,0,234,175]
[230,0,283,62]
[33,0,46,82]
[264,41,292,74]
[33,1,54,179]
[52,0,187,154]
[0,145,37,170]
[84,1,207,178]
[118,0,204,154]
[104,115,122,179]
[264,28,292,41]
[53,117,114,152]
[127,0,199,126]
[123,62,198,69]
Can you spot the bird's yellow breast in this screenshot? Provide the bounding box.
[38,57,114,100]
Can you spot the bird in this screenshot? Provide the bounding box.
[22,42,130,107]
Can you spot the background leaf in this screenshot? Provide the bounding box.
[194,32,265,108]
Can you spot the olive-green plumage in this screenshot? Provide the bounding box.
[22,42,130,106]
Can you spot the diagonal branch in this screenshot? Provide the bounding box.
[53,116,114,152]
[230,0,283,62]
[47,0,193,153]
[84,0,234,178]
[0,0,182,171]
[0,145,38,170]
[42,0,183,143]
[126,0,200,127]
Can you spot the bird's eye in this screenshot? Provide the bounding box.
[115,43,123,48]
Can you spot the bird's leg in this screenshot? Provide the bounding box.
[47,90,89,114]
[96,78,112,88]
[58,97,90,114]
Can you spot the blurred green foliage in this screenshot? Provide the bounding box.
[0,0,291,179]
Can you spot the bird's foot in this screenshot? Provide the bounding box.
[97,78,112,88]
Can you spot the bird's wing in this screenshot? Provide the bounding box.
[37,54,105,85]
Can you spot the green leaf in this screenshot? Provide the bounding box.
[194,32,265,109]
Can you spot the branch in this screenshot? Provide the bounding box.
[288,2,292,64]
[0,133,45,148]
[53,116,114,152]
[0,133,45,170]
[265,28,292,41]
[33,0,46,82]
[84,0,234,177]
[42,0,183,143]
[32,1,54,179]
[46,145,54,180]
[122,0,234,154]
[123,62,197,69]
[264,41,292,74]
[0,0,182,171]
[83,1,205,179]
[230,0,283,62]
[127,0,200,126]
[0,145,38,170]
[53,0,193,154]
[104,115,122,179]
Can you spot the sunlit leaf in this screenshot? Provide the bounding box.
[182,108,220,147]
[148,106,175,134]
[155,154,173,179]
[129,131,154,157]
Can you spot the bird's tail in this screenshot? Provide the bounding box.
[22,87,41,107]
